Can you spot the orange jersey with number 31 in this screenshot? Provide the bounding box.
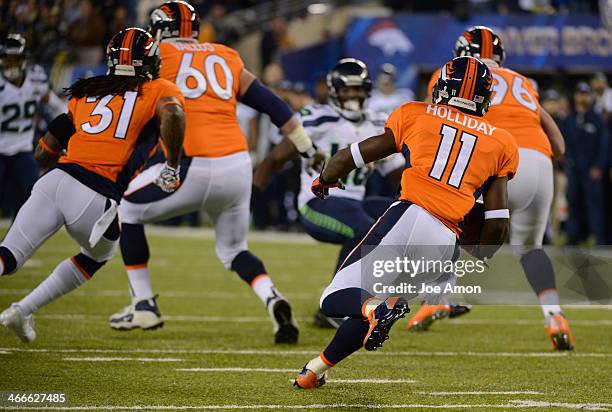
[428,66,552,157]
[61,78,184,183]
[159,41,247,157]
[385,102,519,235]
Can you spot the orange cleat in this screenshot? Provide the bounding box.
[406,304,450,332]
[545,313,575,351]
[293,365,327,389]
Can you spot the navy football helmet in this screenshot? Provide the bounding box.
[149,0,200,42]
[0,34,27,82]
[327,58,373,120]
[432,56,493,117]
[454,26,505,67]
[106,28,160,79]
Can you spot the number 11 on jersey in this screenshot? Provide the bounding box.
[429,124,477,189]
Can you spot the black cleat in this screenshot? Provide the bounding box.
[363,297,409,351]
[313,309,345,329]
[449,304,472,319]
[267,297,299,344]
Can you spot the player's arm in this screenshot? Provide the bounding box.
[34,112,75,168]
[540,108,565,158]
[154,96,185,192]
[238,69,325,173]
[313,129,396,199]
[41,90,67,119]
[477,176,510,259]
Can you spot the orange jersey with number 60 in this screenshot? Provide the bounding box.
[61,78,184,183]
[385,101,519,235]
[159,41,247,157]
[428,66,552,157]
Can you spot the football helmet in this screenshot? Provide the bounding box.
[454,25,505,67]
[149,0,200,42]
[327,58,372,121]
[432,56,493,117]
[0,34,27,82]
[106,27,160,79]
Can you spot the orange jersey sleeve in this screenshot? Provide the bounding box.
[386,102,518,235]
[159,41,247,157]
[486,67,551,157]
[60,78,183,185]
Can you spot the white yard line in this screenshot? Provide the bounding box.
[63,357,184,362]
[2,401,612,410]
[177,367,295,372]
[420,391,544,396]
[2,310,608,325]
[2,347,611,358]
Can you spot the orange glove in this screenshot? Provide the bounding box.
[311,175,345,200]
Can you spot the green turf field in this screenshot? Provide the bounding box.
[0,227,610,411]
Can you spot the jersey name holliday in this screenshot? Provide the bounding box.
[426,104,497,136]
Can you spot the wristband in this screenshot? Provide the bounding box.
[38,138,60,156]
[484,209,510,220]
[287,125,314,154]
[350,142,365,168]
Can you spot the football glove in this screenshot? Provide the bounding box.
[155,163,181,193]
[311,175,344,200]
[302,145,327,176]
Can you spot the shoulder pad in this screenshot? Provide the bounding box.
[300,104,340,127]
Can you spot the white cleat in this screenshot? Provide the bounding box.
[108,296,164,331]
[0,303,36,343]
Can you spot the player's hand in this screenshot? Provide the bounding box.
[305,147,327,176]
[155,163,181,193]
[311,175,344,200]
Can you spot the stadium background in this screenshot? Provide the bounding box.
[1,0,610,244]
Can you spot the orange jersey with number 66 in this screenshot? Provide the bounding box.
[428,66,552,158]
[385,101,519,235]
[159,41,247,157]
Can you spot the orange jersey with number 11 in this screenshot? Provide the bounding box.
[385,101,519,235]
[159,41,247,158]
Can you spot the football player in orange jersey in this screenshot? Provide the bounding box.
[294,56,519,388]
[0,28,185,343]
[109,1,324,344]
[408,26,574,350]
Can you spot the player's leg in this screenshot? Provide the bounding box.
[295,202,457,388]
[110,159,203,330]
[300,196,378,327]
[206,152,298,344]
[9,152,38,215]
[0,170,115,342]
[509,149,574,350]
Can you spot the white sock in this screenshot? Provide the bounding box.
[539,289,562,317]
[251,275,278,304]
[361,297,384,318]
[306,354,332,376]
[127,265,154,301]
[18,258,89,315]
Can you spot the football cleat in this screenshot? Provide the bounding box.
[293,364,327,389]
[545,312,575,351]
[406,304,450,332]
[363,297,409,351]
[313,309,345,329]
[109,296,164,331]
[0,303,36,343]
[266,294,299,344]
[449,304,472,318]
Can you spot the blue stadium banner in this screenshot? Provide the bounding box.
[344,13,612,75]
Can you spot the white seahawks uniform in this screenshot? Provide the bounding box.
[297,104,405,208]
[0,66,50,156]
[368,88,415,115]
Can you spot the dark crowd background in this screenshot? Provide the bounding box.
[0,0,610,245]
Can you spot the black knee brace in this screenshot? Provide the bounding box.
[72,253,106,278]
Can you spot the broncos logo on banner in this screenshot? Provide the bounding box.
[367,20,414,56]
